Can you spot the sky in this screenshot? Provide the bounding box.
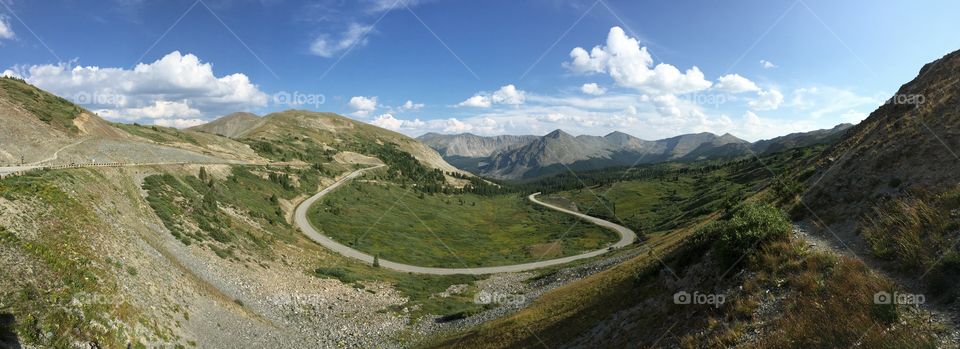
[1,0,959,141]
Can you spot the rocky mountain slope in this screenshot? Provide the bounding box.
[189,112,263,138]
[803,49,960,222]
[417,133,538,158]
[752,123,853,154]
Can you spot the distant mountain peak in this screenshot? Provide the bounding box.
[545,129,572,138]
[604,131,632,138]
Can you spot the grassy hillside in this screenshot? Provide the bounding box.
[309,181,618,267]
[0,77,83,135]
[0,171,169,347]
[427,145,950,347]
[142,163,352,256]
[213,110,463,175]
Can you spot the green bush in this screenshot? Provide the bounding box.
[697,203,791,264]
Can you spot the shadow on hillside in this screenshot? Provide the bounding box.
[0,313,21,349]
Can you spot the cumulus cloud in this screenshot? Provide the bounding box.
[748,89,784,111]
[491,84,525,105]
[310,23,375,58]
[760,60,777,69]
[99,100,201,120]
[457,95,491,108]
[153,118,207,128]
[400,100,425,110]
[348,96,377,110]
[8,51,268,122]
[2,69,19,78]
[0,15,14,40]
[348,95,378,117]
[580,83,606,95]
[458,84,526,108]
[362,113,508,136]
[565,27,712,95]
[714,74,760,93]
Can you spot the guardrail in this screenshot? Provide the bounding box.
[0,161,194,179]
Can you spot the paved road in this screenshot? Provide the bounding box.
[294,166,637,275]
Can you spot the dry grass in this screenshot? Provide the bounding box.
[425,216,709,348]
[527,242,563,258]
[860,189,960,299]
[752,242,938,348]
[429,206,947,348]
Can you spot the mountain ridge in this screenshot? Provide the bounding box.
[420,126,850,179]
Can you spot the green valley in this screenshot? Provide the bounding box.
[308,180,619,267]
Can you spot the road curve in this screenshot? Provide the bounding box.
[294,166,637,275]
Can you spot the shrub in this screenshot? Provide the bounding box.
[697,203,791,264]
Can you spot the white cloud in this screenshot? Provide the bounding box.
[457,95,491,108]
[748,89,784,111]
[565,27,712,95]
[440,118,474,133]
[9,51,268,122]
[491,84,525,105]
[370,113,427,133]
[153,118,207,128]
[310,23,375,58]
[0,15,14,40]
[2,69,19,78]
[400,100,424,110]
[370,113,403,130]
[99,100,201,120]
[458,84,526,108]
[580,83,607,96]
[714,74,760,93]
[760,60,778,69]
[348,95,378,117]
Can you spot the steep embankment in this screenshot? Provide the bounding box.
[804,49,960,223]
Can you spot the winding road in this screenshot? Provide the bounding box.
[293,166,637,275]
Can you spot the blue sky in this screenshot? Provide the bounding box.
[1,0,959,140]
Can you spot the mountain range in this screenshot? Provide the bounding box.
[418,124,853,179]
